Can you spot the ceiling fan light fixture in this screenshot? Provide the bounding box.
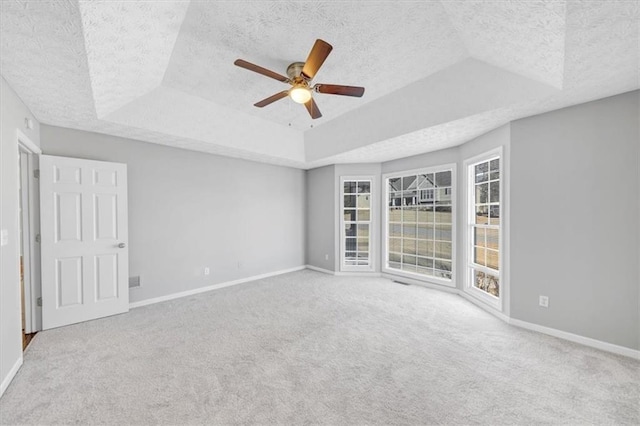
[289,86,312,104]
[234,39,364,119]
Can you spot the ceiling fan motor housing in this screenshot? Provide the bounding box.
[287,62,307,81]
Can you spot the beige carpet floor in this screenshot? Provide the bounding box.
[1,269,638,425]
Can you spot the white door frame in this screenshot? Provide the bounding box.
[17,129,42,333]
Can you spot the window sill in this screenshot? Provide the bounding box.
[340,265,375,273]
[463,286,502,311]
[382,267,456,288]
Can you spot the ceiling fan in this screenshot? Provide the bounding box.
[234,39,365,119]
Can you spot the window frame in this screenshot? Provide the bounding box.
[382,164,457,288]
[339,176,375,272]
[464,147,504,311]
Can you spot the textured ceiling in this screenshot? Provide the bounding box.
[1,0,638,169]
[162,1,467,130]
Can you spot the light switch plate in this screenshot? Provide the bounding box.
[0,229,8,246]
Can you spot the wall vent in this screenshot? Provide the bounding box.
[129,276,141,288]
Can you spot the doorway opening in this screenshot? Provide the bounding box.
[17,130,42,350]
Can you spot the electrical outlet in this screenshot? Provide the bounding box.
[539,295,549,308]
[324,254,329,261]
[0,229,7,246]
[204,267,210,276]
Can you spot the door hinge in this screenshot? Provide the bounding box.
[37,297,42,307]
[33,169,40,179]
[35,234,41,243]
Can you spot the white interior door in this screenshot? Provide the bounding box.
[40,155,129,330]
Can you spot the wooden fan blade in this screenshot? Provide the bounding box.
[301,39,333,80]
[304,98,322,119]
[234,59,289,83]
[315,84,365,97]
[254,91,289,107]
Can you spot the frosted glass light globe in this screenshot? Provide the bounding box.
[289,86,312,104]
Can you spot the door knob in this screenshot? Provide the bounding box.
[117,242,126,248]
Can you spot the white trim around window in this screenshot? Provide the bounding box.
[382,164,457,288]
[339,176,375,272]
[463,146,506,311]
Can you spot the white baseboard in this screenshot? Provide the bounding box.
[509,318,640,360]
[381,274,638,359]
[382,270,456,289]
[305,265,335,275]
[458,290,638,359]
[0,356,23,398]
[306,265,381,277]
[129,266,306,309]
[335,271,381,277]
[381,273,459,294]
[457,290,510,323]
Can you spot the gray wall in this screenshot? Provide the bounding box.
[41,125,306,303]
[510,91,639,349]
[305,165,335,271]
[0,77,40,391]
